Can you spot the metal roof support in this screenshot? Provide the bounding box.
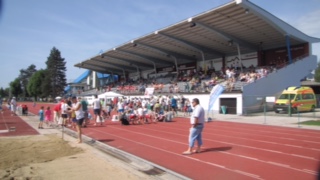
[133,42,194,63]
[81,62,123,75]
[189,20,257,51]
[236,43,243,73]
[285,34,292,64]
[92,58,136,71]
[117,49,158,74]
[172,56,179,78]
[170,55,179,76]
[154,31,208,71]
[131,64,140,80]
[132,41,196,76]
[121,68,126,82]
[110,49,154,69]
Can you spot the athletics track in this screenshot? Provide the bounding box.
[1,102,319,179]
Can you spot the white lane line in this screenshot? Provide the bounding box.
[284,144,303,148]
[237,155,258,161]
[234,170,262,179]
[291,154,317,160]
[96,126,318,177]
[0,130,9,133]
[149,124,320,150]
[91,128,262,179]
[303,169,318,175]
[267,161,290,168]
[222,151,317,176]
[116,125,319,161]
[213,125,320,139]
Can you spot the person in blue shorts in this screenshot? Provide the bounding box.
[183,98,205,155]
[38,106,44,129]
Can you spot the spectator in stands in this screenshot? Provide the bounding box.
[174,83,179,93]
[226,78,235,92]
[184,82,190,93]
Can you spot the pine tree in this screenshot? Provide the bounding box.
[19,64,37,98]
[44,47,67,98]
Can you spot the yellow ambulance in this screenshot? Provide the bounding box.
[273,86,316,113]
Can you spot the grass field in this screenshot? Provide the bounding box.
[300,120,320,126]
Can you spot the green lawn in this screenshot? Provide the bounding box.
[300,120,320,126]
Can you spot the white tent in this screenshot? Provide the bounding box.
[98,91,123,99]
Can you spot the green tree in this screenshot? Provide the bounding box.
[19,64,37,98]
[44,47,67,98]
[0,87,9,98]
[10,78,23,98]
[27,69,47,100]
[314,62,320,82]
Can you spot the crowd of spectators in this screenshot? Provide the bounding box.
[79,64,276,96]
[107,95,193,124]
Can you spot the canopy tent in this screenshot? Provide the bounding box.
[98,91,124,99]
[55,96,62,100]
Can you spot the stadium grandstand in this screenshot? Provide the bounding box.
[70,0,320,115]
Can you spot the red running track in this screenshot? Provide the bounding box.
[0,105,38,137]
[14,102,320,179]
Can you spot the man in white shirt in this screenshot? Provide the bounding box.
[92,95,102,126]
[10,97,17,116]
[182,98,205,155]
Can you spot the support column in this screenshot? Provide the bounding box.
[285,34,292,64]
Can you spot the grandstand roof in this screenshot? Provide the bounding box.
[74,0,320,75]
[73,70,91,84]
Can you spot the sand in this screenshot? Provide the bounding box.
[0,134,149,180]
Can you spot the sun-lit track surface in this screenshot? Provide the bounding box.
[18,102,320,179]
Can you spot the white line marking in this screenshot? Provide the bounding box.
[91,128,263,179]
[267,161,290,168]
[303,169,318,175]
[237,155,258,160]
[0,130,9,133]
[291,154,317,160]
[284,144,302,148]
[234,170,262,179]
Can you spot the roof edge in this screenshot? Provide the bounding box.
[237,0,320,43]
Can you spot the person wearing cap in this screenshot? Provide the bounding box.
[71,96,84,143]
[182,98,205,155]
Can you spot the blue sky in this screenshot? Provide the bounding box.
[0,0,319,88]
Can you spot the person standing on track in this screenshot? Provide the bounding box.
[71,96,84,143]
[92,95,102,126]
[0,96,3,112]
[10,97,17,116]
[182,98,205,155]
[79,97,88,128]
[53,99,63,125]
[38,106,44,129]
